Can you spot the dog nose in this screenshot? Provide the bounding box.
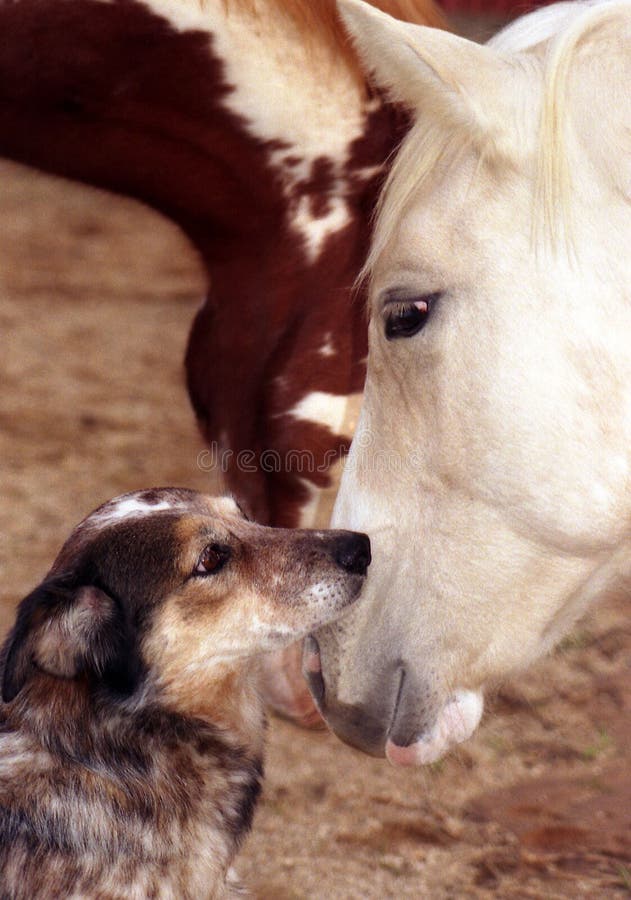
[334,532,371,576]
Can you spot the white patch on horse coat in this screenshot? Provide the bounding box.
[297,478,322,529]
[138,1,366,150]
[138,0,211,34]
[208,6,364,162]
[203,4,369,261]
[293,195,352,263]
[289,391,350,438]
[132,3,379,265]
[139,0,374,269]
[318,333,336,358]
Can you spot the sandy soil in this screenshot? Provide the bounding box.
[1,159,629,898]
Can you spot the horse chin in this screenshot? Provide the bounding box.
[304,635,484,763]
[385,689,484,767]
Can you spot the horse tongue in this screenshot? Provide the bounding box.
[259,643,325,729]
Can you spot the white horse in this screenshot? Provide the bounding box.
[308,0,631,766]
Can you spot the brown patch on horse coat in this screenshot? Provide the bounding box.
[0,0,415,525]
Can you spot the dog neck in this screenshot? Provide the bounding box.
[150,657,268,758]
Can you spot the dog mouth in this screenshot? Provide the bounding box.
[303,572,366,629]
[257,573,366,652]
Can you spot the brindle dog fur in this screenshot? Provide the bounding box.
[0,488,369,898]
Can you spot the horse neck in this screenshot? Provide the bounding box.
[0,0,405,272]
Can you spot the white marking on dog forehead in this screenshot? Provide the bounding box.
[93,495,181,524]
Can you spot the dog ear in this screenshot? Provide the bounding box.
[1,578,136,702]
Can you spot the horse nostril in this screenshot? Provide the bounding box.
[334,533,371,576]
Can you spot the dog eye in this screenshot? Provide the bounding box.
[384,293,440,340]
[194,544,230,576]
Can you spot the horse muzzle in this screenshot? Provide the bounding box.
[303,635,484,765]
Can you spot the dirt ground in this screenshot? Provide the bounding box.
[1,159,629,898]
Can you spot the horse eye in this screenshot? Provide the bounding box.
[194,544,230,576]
[384,293,440,340]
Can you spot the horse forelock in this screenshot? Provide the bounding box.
[362,0,631,283]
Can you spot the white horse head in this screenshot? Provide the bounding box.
[310,0,631,765]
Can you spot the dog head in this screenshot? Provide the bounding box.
[1,489,370,705]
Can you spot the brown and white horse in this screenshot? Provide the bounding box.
[313,0,631,762]
[0,0,446,720]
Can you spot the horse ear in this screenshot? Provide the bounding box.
[1,579,130,702]
[337,0,515,135]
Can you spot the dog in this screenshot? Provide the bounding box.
[0,488,370,898]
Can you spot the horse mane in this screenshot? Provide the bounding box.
[221,0,449,60]
[527,0,630,253]
[361,0,630,278]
